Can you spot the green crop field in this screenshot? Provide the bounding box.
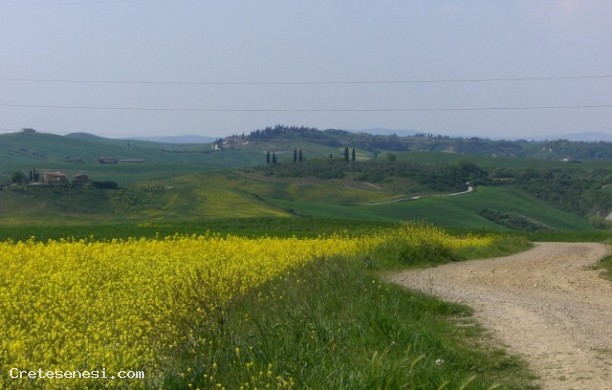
[393,150,612,170]
[263,185,595,230]
[0,164,599,231]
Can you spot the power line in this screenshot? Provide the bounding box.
[1,74,612,86]
[2,102,612,112]
[0,0,164,7]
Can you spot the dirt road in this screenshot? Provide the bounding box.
[388,242,611,390]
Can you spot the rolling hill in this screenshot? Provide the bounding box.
[217,125,612,161]
[2,126,611,172]
[0,165,598,232]
[0,127,609,231]
[0,130,264,185]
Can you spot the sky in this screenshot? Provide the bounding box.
[1,0,612,139]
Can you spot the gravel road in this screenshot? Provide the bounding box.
[388,242,611,390]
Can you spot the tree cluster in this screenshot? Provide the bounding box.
[258,159,484,192]
[510,168,612,218]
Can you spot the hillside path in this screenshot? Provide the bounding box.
[364,184,474,205]
[388,242,611,390]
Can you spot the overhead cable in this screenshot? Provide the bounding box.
[2,102,612,112]
[1,74,611,86]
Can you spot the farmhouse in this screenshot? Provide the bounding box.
[98,157,118,164]
[43,172,68,185]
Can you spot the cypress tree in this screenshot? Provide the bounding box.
[266,151,270,164]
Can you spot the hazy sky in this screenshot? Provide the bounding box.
[1,0,612,139]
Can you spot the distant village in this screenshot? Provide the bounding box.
[29,170,90,186]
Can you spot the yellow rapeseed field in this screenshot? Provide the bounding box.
[0,225,493,389]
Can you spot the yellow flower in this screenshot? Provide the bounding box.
[0,224,493,388]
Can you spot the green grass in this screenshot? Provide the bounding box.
[0,172,292,225]
[522,230,611,242]
[394,151,612,170]
[0,218,396,242]
[454,235,534,261]
[0,131,264,169]
[265,186,595,230]
[1,174,597,232]
[163,256,537,389]
[595,255,612,281]
[1,144,602,231]
[363,224,532,270]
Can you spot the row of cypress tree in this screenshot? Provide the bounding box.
[266,147,356,164]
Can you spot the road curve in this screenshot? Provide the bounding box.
[388,242,612,390]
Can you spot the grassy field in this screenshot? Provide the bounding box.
[166,255,536,389]
[394,150,612,170]
[0,132,266,179]
[1,216,608,245]
[265,185,595,230]
[0,218,395,242]
[2,131,607,232]
[0,166,597,231]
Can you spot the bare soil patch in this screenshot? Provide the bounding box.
[389,242,611,390]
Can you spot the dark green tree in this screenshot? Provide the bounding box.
[293,149,297,162]
[11,171,26,185]
[91,181,119,189]
[266,151,271,164]
[352,148,356,162]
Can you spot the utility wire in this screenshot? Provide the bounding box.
[2,102,612,112]
[0,0,164,7]
[1,74,612,86]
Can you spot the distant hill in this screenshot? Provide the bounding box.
[64,132,210,148]
[0,130,260,170]
[2,127,611,176]
[1,127,608,229]
[355,128,419,137]
[530,132,612,142]
[121,134,216,144]
[216,125,612,161]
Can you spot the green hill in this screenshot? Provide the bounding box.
[3,127,610,174]
[0,164,596,231]
[0,127,608,231]
[219,125,612,161]
[0,131,265,185]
